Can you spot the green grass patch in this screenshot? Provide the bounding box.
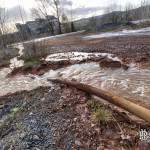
[92,107,113,125]
[23,58,42,69]
[87,100,113,125]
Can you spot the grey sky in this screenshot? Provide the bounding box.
[0,0,146,22]
[1,0,143,9]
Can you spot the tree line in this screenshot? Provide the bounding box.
[0,0,150,47]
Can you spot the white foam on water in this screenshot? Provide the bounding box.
[0,52,149,107]
[45,52,121,62]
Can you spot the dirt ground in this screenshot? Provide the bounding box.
[0,34,150,149]
[37,34,150,68]
[0,83,150,150]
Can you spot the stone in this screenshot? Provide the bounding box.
[99,58,121,68]
[99,58,129,70]
[75,140,82,146]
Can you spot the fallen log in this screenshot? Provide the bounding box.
[48,78,150,122]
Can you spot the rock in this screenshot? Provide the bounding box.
[33,135,40,140]
[99,58,122,68]
[75,140,82,146]
[122,64,129,70]
[99,58,129,70]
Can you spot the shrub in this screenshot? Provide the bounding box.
[92,107,113,125]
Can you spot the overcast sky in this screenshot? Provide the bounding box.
[0,0,145,23]
[1,0,142,9]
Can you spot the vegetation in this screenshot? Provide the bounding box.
[87,100,113,125]
[9,107,20,118]
[23,58,42,69]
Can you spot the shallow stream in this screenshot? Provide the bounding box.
[0,52,149,107]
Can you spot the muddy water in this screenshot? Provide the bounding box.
[44,63,150,105]
[0,67,50,96]
[0,72,50,96]
[0,45,48,96]
[0,52,149,107]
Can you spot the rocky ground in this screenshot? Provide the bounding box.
[0,83,150,150]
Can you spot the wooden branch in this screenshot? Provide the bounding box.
[49,78,150,122]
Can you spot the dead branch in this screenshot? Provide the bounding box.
[48,78,150,122]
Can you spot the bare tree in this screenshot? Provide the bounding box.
[32,0,73,34]
[124,3,134,22]
[140,0,150,19]
[50,0,73,33]
[31,8,43,19]
[104,3,122,24]
[33,0,62,34]
[33,0,49,18]
[61,13,69,32]
[67,2,76,32]
[0,7,8,47]
[45,0,62,34]
[32,0,55,34]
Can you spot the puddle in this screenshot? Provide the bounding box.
[84,27,150,39]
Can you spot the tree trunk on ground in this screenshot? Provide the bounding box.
[49,78,150,122]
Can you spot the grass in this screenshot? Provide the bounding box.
[87,100,113,125]
[9,107,20,118]
[23,58,42,69]
[92,107,113,125]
